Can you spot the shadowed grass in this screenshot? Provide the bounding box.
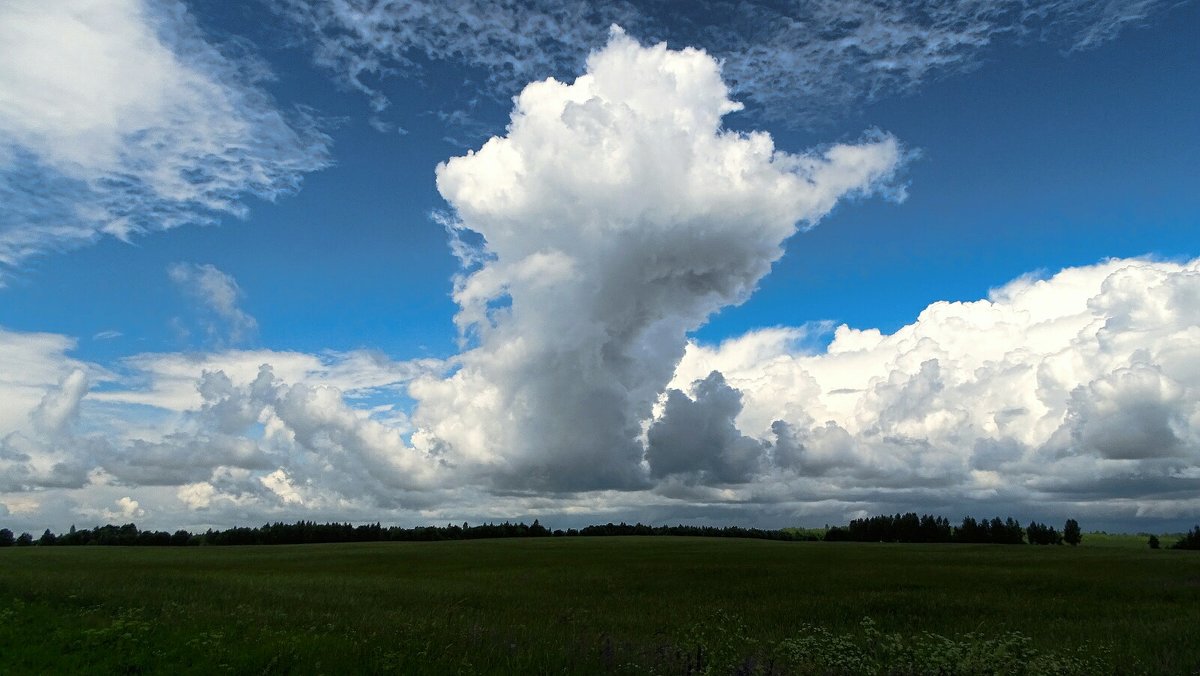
[1,537,1198,673]
[1082,531,1181,549]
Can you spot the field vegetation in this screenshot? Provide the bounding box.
[2,537,1198,674]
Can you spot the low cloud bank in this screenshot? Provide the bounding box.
[6,257,1194,532]
[669,257,1200,519]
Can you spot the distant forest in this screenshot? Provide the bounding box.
[2,514,1197,550]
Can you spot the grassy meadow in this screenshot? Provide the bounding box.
[2,536,1198,674]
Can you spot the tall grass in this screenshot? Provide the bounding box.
[2,538,1197,673]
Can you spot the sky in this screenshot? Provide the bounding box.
[1,0,1198,534]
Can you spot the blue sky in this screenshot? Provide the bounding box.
[1,0,1198,532]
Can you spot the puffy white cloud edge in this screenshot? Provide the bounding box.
[666,257,1200,517]
[409,28,904,492]
[3,256,1196,532]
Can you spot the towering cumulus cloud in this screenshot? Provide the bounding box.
[411,29,901,491]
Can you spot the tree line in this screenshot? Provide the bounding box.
[1170,525,1200,550]
[822,514,1082,545]
[0,520,814,547]
[2,515,1196,549]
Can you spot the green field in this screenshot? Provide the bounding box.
[1078,531,1182,549]
[2,537,1198,674]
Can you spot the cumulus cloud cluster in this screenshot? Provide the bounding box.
[274,0,1176,129]
[1,19,1196,534]
[667,257,1200,518]
[0,30,903,526]
[0,336,442,522]
[0,0,330,279]
[5,256,1197,531]
[408,29,901,491]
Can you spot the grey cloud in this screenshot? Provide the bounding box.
[0,368,93,491]
[864,359,949,434]
[195,368,274,433]
[104,435,275,487]
[647,371,767,484]
[1026,465,1200,501]
[0,434,92,492]
[0,353,439,506]
[771,420,857,476]
[971,437,1025,471]
[6,254,1199,530]
[1063,364,1187,460]
[168,364,438,501]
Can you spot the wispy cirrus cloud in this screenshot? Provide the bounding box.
[691,0,1176,123]
[272,0,1179,130]
[271,0,641,113]
[0,0,331,281]
[168,263,258,346]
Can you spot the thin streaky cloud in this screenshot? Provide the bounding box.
[271,0,1181,129]
[167,263,258,345]
[0,0,331,280]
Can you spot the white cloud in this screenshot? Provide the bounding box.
[0,6,1193,532]
[409,29,903,491]
[261,468,304,505]
[168,263,258,344]
[94,347,439,413]
[113,496,144,520]
[0,258,1197,530]
[32,369,89,437]
[0,0,330,279]
[0,328,98,433]
[93,358,441,495]
[0,322,442,516]
[274,0,1176,129]
[669,257,1200,515]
